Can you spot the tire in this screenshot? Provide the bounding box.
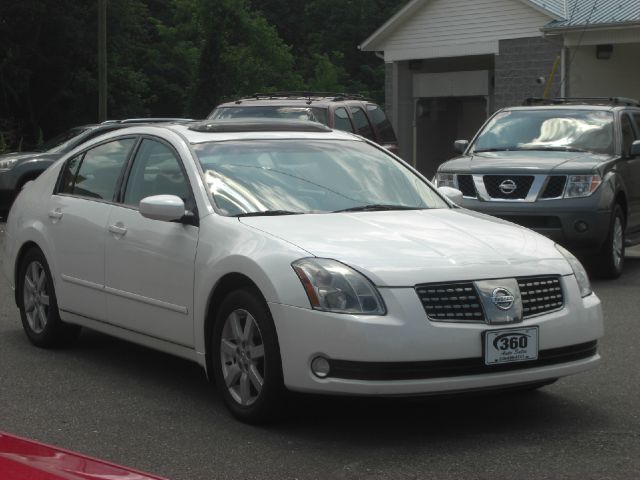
[17,248,81,348]
[595,204,625,279]
[212,287,286,423]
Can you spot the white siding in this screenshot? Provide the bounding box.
[381,0,552,61]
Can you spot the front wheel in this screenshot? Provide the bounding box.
[594,204,625,279]
[212,287,286,423]
[17,248,81,347]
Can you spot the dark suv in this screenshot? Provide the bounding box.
[434,97,640,278]
[209,92,399,155]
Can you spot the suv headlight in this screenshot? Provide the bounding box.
[292,258,386,315]
[0,158,19,171]
[564,174,602,198]
[555,244,592,297]
[435,173,456,188]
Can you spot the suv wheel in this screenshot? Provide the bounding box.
[595,204,625,279]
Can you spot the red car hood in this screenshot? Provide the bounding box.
[0,432,168,480]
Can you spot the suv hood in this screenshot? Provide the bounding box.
[240,209,572,286]
[0,151,58,164]
[442,150,613,174]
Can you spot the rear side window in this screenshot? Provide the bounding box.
[333,107,354,132]
[350,106,376,141]
[366,104,397,143]
[59,138,135,200]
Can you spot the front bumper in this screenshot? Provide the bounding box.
[270,275,603,395]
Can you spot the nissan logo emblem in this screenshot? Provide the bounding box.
[499,179,517,195]
[492,288,515,310]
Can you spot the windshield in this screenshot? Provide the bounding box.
[473,109,614,155]
[210,106,327,124]
[193,139,447,216]
[39,127,90,152]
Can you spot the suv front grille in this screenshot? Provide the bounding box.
[483,175,534,199]
[456,174,477,197]
[518,276,564,317]
[416,276,564,322]
[416,282,484,322]
[541,176,567,199]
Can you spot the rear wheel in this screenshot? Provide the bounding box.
[594,204,625,279]
[17,248,81,348]
[212,287,286,423]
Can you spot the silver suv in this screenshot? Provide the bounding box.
[435,97,640,278]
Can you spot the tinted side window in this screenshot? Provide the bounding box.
[71,138,135,200]
[633,113,640,136]
[123,139,193,210]
[621,114,637,156]
[350,106,376,141]
[333,107,354,132]
[366,104,397,143]
[58,154,83,194]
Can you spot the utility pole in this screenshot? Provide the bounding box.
[98,0,107,122]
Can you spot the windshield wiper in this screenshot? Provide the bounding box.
[235,210,303,217]
[333,204,423,213]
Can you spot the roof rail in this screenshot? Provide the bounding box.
[523,97,640,107]
[233,91,368,103]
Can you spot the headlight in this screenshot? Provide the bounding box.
[555,244,592,297]
[0,158,19,171]
[435,172,456,188]
[292,258,386,315]
[564,174,601,198]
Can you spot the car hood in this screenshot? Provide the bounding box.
[442,151,612,174]
[239,209,572,286]
[0,151,59,164]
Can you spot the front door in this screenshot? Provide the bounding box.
[104,138,199,347]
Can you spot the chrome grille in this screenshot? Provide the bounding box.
[415,282,484,322]
[518,276,564,317]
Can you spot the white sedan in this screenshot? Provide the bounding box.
[2,120,603,423]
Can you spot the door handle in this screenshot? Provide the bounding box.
[48,209,63,221]
[108,223,128,237]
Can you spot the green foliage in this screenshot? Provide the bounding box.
[0,0,404,149]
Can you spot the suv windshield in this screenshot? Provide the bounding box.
[211,106,326,124]
[473,109,614,155]
[39,127,90,152]
[193,139,447,216]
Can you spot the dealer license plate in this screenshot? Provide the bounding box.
[484,327,539,365]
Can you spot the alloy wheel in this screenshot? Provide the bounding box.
[612,215,624,270]
[22,261,50,334]
[220,309,266,406]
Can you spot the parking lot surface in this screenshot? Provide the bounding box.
[1,221,639,479]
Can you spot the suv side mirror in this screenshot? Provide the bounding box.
[453,140,469,154]
[631,140,640,158]
[139,195,186,222]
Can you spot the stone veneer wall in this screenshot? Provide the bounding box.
[494,37,562,110]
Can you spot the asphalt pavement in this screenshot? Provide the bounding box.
[1,220,639,480]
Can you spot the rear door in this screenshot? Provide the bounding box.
[104,137,199,347]
[48,137,136,320]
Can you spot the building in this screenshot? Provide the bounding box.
[360,0,640,177]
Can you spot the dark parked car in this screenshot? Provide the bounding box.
[434,97,640,278]
[0,119,194,218]
[209,92,399,154]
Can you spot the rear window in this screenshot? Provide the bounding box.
[366,104,397,143]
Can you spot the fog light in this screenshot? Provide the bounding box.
[311,356,331,378]
[574,221,589,233]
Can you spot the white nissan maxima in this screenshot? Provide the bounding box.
[2,120,603,423]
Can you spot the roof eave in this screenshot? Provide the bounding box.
[359,0,428,52]
[542,20,640,33]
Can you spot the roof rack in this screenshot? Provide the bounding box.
[233,91,369,104]
[523,97,640,107]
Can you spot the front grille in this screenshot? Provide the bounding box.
[416,275,564,323]
[328,341,598,381]
[541,176,567,199]
[456,174,477,197]
[518,276,564,317]
[483,175,534,199]
[416,282,484,322]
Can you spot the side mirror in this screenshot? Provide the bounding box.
[453,139,469,154]
[139,195,186,222]
[438,186,464,205]
[630,140,640,158]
